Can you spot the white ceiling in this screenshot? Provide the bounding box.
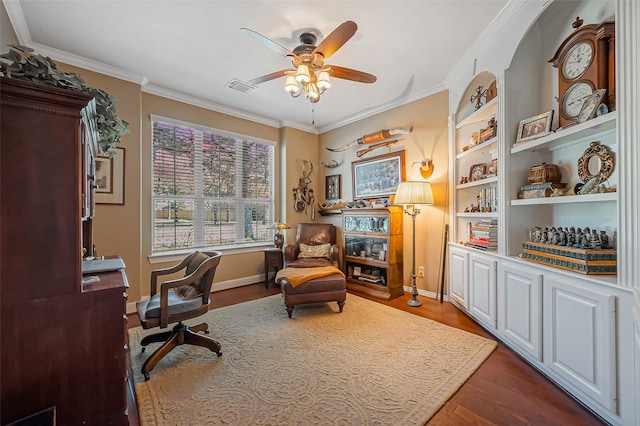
[4,0,509,132]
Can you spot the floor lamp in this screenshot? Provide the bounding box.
[394,181,434,307]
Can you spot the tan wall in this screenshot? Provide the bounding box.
[318,90,450,295]
[279,127,320,245]
[0,2,17,47]
[2,2,448,300]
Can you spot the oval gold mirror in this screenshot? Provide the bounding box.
[577,141,614,183]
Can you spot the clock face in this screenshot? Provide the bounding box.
[562,82,593,118]
[562,42,593,80]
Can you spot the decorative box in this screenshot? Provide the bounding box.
[528,163,561,183]
[521,242,616,275]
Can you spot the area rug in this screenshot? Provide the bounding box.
[129,294,496,425]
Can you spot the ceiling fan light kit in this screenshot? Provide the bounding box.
[242,21,376,105]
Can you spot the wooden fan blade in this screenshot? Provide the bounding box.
[240,28,296,58]
[247,69,293,85]
[328,65,377,83]
[313,21,357,59]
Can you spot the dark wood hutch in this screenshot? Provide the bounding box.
[1,78,129,424]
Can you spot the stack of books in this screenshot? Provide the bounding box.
[518,182,567,199]
[465,219,498,251]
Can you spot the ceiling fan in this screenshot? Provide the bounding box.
[240,21,377,103]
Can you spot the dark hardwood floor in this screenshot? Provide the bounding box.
[127,282,606,425]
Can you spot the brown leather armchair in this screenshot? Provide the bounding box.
[283,223,341,269]
[136,251,223,380]
[280,223,346,318]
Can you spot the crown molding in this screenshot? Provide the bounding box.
[318,82,446,133]
[279,120,318,134]
[143,84,281,128]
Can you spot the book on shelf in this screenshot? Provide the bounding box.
[469,236,497,247]
[520,182,567,191]
[464,242,494,251]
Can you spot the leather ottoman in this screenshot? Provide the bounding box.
[280,272,346,318]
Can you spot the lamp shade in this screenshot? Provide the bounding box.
[393,181,434,206]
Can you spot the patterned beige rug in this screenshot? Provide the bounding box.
[129,294,496,425]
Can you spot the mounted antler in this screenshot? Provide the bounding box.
[301,160,314,182]
[293,160,316,219]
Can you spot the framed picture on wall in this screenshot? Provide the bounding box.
[96,147,125,205]
[325,174,341,200]
[351,150,405,200]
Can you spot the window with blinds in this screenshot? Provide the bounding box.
[151,116,275,253]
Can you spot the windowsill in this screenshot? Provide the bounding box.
[148,242,274,264]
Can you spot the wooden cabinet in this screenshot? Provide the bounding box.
[469,251,497,328]
[448,245,469,309]
[0,78,128,425]
[342,207,403,300]
[543,272,616,411]
[497,259,543,362]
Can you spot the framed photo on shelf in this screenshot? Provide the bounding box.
[469,163,487,182]
[96,147,125,205]
[515,110,554,144]
[577,89,607,124]
[351,150,405,200]
[325,174,341,200]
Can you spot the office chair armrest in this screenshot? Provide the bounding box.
[149,256,193,295]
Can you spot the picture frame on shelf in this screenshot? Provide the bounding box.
[577,89,607,124]
[325,174,341,200]
[352,150,405,200]
[469,163,487,182]
[515,110,554,144]
[96,147,125,205]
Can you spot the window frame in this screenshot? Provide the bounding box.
[150,114,276,255]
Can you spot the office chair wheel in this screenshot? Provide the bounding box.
[144,373,150,381]
[216,350,222,357]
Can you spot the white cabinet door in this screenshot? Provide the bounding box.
[449,245,469,309]
[543,273,616,411]
[497,260,543,361]
[469,252,497,328]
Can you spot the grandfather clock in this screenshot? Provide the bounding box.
[549,17,615,127]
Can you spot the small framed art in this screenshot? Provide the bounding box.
[577,89,607,124]
[325,174,341,200]
[96,147,125,205]
[515,110,554,144]
[469,163,487,182]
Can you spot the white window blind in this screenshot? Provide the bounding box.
[151,117,275,253]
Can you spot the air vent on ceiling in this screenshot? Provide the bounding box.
[226,79,256,94]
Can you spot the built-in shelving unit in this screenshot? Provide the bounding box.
[445,2,636,425]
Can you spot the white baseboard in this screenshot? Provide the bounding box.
[402,285,450,302]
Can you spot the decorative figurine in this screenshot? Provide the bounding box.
[470,85,487,110]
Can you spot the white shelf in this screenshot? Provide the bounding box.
[510,112,617,154]
[457,212,498,218]
[456,137,498,159]
[510,192,617,206]
[457,176,498,190]
[456,98,498,128]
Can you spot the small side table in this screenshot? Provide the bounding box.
[263,247,283,288]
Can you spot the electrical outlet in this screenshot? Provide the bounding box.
[418,266,425,278]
